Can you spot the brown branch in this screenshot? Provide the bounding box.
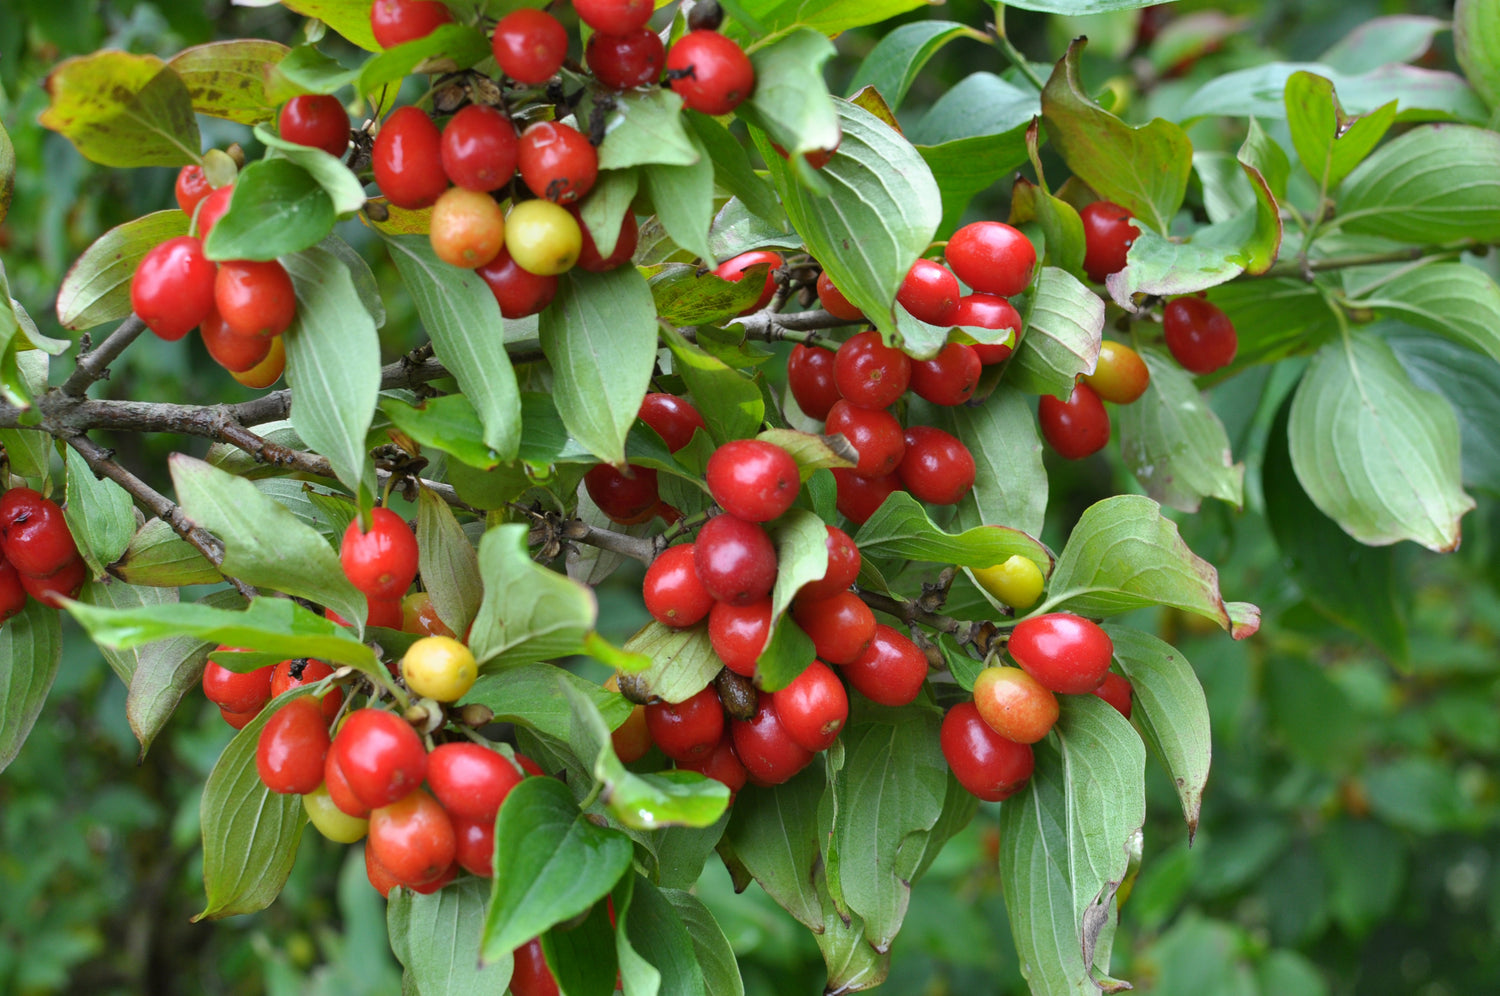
[61,314,147,397]
[1252,244,1475,282]
[560,518,656,565]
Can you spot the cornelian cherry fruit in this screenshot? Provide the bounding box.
[368,789,456,887]
[429,187,506,269]
[0,488,79,578]
[795,525,860,603]
[786,344,842,421]
[370,0,453,49]
[825,399,905,479]
[1084,340,1151,404]
[572,205,639,272]
[373,106,448,210]
[815,271,862,321]
[510,937,562,996]
[677,731,748,795]
[175,165,212,216]
[131,236,217,340]
[195,184,233,239]
[278,94,349,157]
[587,29,665,90]
[1163,296,1238,374]
[732,694,815,786]
[573,0,653,35]
[770,660,848,752]
[256,698,331,795]
[909,342,981,406]
[270,658,340,723]
[708,598,771,676]
[330,708,428,809]
[19,557,86,609]
[492,9,568,84]
[898,259,960,325]
[440,104,519,192]
[946,221,1036,297]
[452,816,496,877]
[791,592,875,666]
[426,742,524,824]
[693,514,777,606]
[834,331,911,410]
[1038,382,1110,460]
[1080,201,1139,284]
[201,309,273,372]
[714,250,781,315]
[1093,672,1133,719]
[897,425,975,506]
[584,464,659,524]
[844,625,927,707]
[517,121,598,204]
[0,560,26,624]
[202,656,274,714]
[643,543,715,628]
[831,468,899,525]
[972,666,1059,744]
[214,259,296,338]
[706,439,800,522]
[1008,613,1114,694]
[666,30,755,115]
[645,685,725,764]
[340,507,419,600]
[952,293,1020,364]
[940,701,1034,802]
[477,247,558,318]
[638,393,706,452]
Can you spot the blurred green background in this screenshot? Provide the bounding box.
[2,1,1496,994]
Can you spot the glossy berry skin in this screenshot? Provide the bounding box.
[795,525,860,603]
[368,789,456,887]
[401,591,456,638]
[771,660,848,752]
[402,635,478,702]
[220,706,260,730]
[202,657,274,714]
[303,783,369,843]
[677,731,748,794]
[940,702,1035,802]
[270,658,341,723]
[706,439,800,522]
[131,236,217,340]
[791,592,875,666]
[492,9,569,84]
[587,29,665,90]
[834,331,911,410]
[1038,382,1110,460]
[645,685,725,764]
[278,94,349,157]
[19,557,87,609]
[844,624,927,707]
[643,543,715,628]
[708,598,771,677]
[1093,672,1133,719]
[909,342,981,406]
[201,309,273,372]
[340,508,419,600]
[196,184,234,239]
[972,553,1045,610]
[426,742,524,824]
[0,560,26,624]
[0,489,79,578]
[256,698,331,795]
[786,344,841,421]
[452,816,495,877]
[693,514,777,606]
[325,751,371,818]
[1084,340,1151,404]
[898,259,960,325]
[952,293,1021,364]
[518,121,598,204]
[638,393,706,452]
[440,104,519,192]
[897,425,975,506]
[714,251,781,315]
[370,0,453,49]
[373,106,448,210]
[430,187,506,268]
[731,694,815,787]
[1080,201,1139,284]
[612,703,652,763]
[477,247,557,318]
[831,468,899,525]
[504,198,582,275]
[366,596,404,631]
[815,271,862,322]
[175,165,212,216]
[1008,613,1114,694]
[573,0,653,35]
[1163,296,1238,374]
[825,400,905,479]
[511,937,562,996]
[946,221,1036,297]
[666,30,755,115]
[584,464,659,524]
[364,844,403,898]
[214,259,296,338]
[573,206,638,272]
[230,329,286,388]
[331,708,429,810]
[972,666,1059,744]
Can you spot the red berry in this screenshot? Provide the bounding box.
[708,598,771,677]
[676,730,748,795]
[1080,201,1139,284]
[909,342,981,406]
[511,937,562,996]
[1093,672,1133,719]
[713,250,781,315]
[278,94,349,157]
[666,30,755,115]
[18,557,87,608]
[972,666,1059,744]
[584,464,659,524]
[175,165,213,216]
[202,656,274,714]
[952,293,1021,364]
[270,658,341,724]
[573,0,653,35]
[373,106,448,210]
[220,705,260,730]
[256,698,331,795]
[1038,382,1110,460]
[331,708,429,809]
[706,439,800,522]
[693,514,777,606]
[643,543,715,628]
[645,685,725,763]
[131,236,217,340]
[897,259,960,325]
[1083,340,1151,404]
[573,205,639,272]
[477,247,558,318]
[370,0,453,49]
[834,331,911,410]
[946,221,1036,297]
[638,393,706,452]
[517,121,598,204]
[429,187,507,269]
[731,693,815,786]
[815,271,862,322]
[196,185,233,239]
[1008,613,1114,694]
[201,308,273,372]
[843,624,927,707]
[897,425,975,506]
[612,703,652,763]
[769,660,848,752]
[791,592,874,666]
[0,489,79,578]
[587,29,665,90]
[794,525,860,603]
[325,750,371,818]
[786,344,842,421]
[1163,296,1238,374]
[340,508,419,600]
[831,468,899,525]
[368,789,457,887]
[214,259,297,338]
[426,742,524,824]
[452,815,496,877]
[825,400,905,479]
[492,8,569,84]
[0,559,26,624]
[441,104,519,192]
[940,701,1034,802]
[367,597,405,631]
[364,843,402,898]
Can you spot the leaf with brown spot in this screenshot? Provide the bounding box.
[41,52,200,167]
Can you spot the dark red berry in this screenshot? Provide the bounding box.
[897,425,975,505]
[572,205,639,272]
[340,508,419,600]
[279,95,350,157]
[770,660,847,752]
[196,184,233,239]
[441,104,519,192]
[946,221,1036,297]
[202,656,274,714]
[638,393,706,452]
[214,259,297,338]
[909,342,981,406]
[940,701,1034,802]
[19,557,87,608]
[897,259,960,325]
[643,543,715,628]
[705,439,800,522]
[584,464,659,524]
[815,271,862,321]
[1163,296,1238,374]
[786,344,842,421]
[0,559,26,624]
[256,698,331,795]
[1008,613,1114,694]
[794,525,860,603]
[676,730,747,795]
[952,293,1021,364]
[427,742,524,824]
[831,468,899,525]
[330,708,428,810]
[731,693,814,786]
[1093,672,1133,719]
[131,236,217,340]
[373,106,448,210]
[477,247,558,318]
[693,514,777,606]
[833,331,911,410]
[825,400,904,479]
[1038,382,1111,460]
[844,625,927,707]
[517,121,598,204]
[708,598,771,677]
[713,250,781,315]
[0,489,79,578]
[587,29,665,90]
[175,165,213,216]
[666,30,755,115]
[645,685,725,763]
[1080,201,1139,284]
[492,8,569,84]
[791,592,875,666]
[573,0,653,35]
[370,0,453,49]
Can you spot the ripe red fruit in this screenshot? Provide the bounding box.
[638,393,706,452]
[270,658,341,723]
[643,543,715,628]
[791,592,875,666]
[175,165,212,216]
[256,698,331,795]
[897,259,960,325]
[666,30,756,115]
[897,425,975,506]
[201,308,274,372]
[452,815,496,876]
[831,468,899,525]
[786,344,841,421]
[331,708,429,809]
[0,559,26,624]
[1008,613,1114,694]
[195,184,233,239]
[441,104,519,192]
[511,936,562,996]
[492,9,569,84]
[430,187,506,269]
[645,685,725,763]
[373,106,448,210]
[815,271,862,322]
[202,657,274,714]
[731,694,815,786]
[714,250,781,315]
[676,730,748,795]
[1038,382,1110,460]
[770,660,848,751]
[340,508,420,600]
[825,400,905,479]
[706,439,800,522]
[1163,296,1238,374]
[18,557,87,608]
[584,464,659,524]
[972,666,1059,744]
[131,236,217,340]
[708,598,771,677]
[220,706,260,731]
[477,247,558,318]
[573,0,653,35]
[426,742,524,824]
[940,701,1035,802]
[0,489,79,578]
[834,331,911,410]
[368,789,457,886]
[214,259,297,338]
[364,843,402,898]
[952,293,1021,364]
[587,29,665,90]
[693,514,777,606]
[367,597,404,631]
[909,342,981,406]
[517,121,598,204]
[795,525,860,603]
[325,750,371,818]
[1094,672,1133,719]
[946,221,1036,297]
[843,624,927,707]
[1083,340,1151,404]
[370,0,453,49]
[1080,201,1140,284]
[573,206,639,272]
[278,94,349,157]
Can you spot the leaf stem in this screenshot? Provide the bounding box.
[989,15,1048,93]
[1250,244,1476,282]
[61,314,148,397]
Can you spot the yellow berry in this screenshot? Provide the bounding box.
[504,198,582,276]
[302,783,369,843]
[972,554,1045,610]
[402,635,478,702]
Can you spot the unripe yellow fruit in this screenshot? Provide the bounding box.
[302,783,369,843]
[504,199,581,276]
[402,635,478,702]
[972,554,1045,610]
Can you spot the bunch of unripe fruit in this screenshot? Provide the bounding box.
[0,487,86,623]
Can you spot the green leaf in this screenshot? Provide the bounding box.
[1203,277,1338,370]
[1385,325,1500,496]
[1284,72,1396,192]
[0,120,13,225]
[167,40,291,125]
[930,389,1047,538]
[721,765,827,930]
[1319,818,1406,937]
[0,601,63,773]
[658,326,764,445]
[579,169,637,261]
[755,428,856,479]
[382,394,498,470]
[1337,125,1500,242]
[1457,0,1500,109]
[480,776,633,961]
[1041,38,1193,234]
[468,523,597,668]
[855,491,1052,573]
[356,23,491,96]
[1320,14,1448,75]
[40,52,199,167]
[1005,267,1104,400]
[1182,61,1487,125]
[269,44,360,97]
[203,159,336,261]
[663,890,744,996]
[64,445,137,578]
[254,123,365,214]
[736,28,841,164]
[649,264,772,326]
[847,21,984,113]
[1010,174,1086,279]
[195,695,307,920]
[725,0,929,45]
[596,89,700,170]
[1364,756,1477,834]
[385,235,522,462]
[1360,262,1500,365]
[417,486,481,638]
[1288,335,1473,552]
[910,73,1036,230]
[540,267,658,466]
[616,875,708,996]
[619,622,722,704]
[643,129,716,267]
[1008,0,1171,9]
[998,696,1146,996]
[542,900,615,996]
[389,878,513,995]
[1115,349,1244,512]
[282,0,381,51]
[683,112,779,223]
[56,210,188,330]
[462,662,633,738]
[111,517,224,587]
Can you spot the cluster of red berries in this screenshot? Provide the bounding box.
[585,392,707,525]
[942,612,1133,801]
[338,506,422,629]
[0,487,85,621]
